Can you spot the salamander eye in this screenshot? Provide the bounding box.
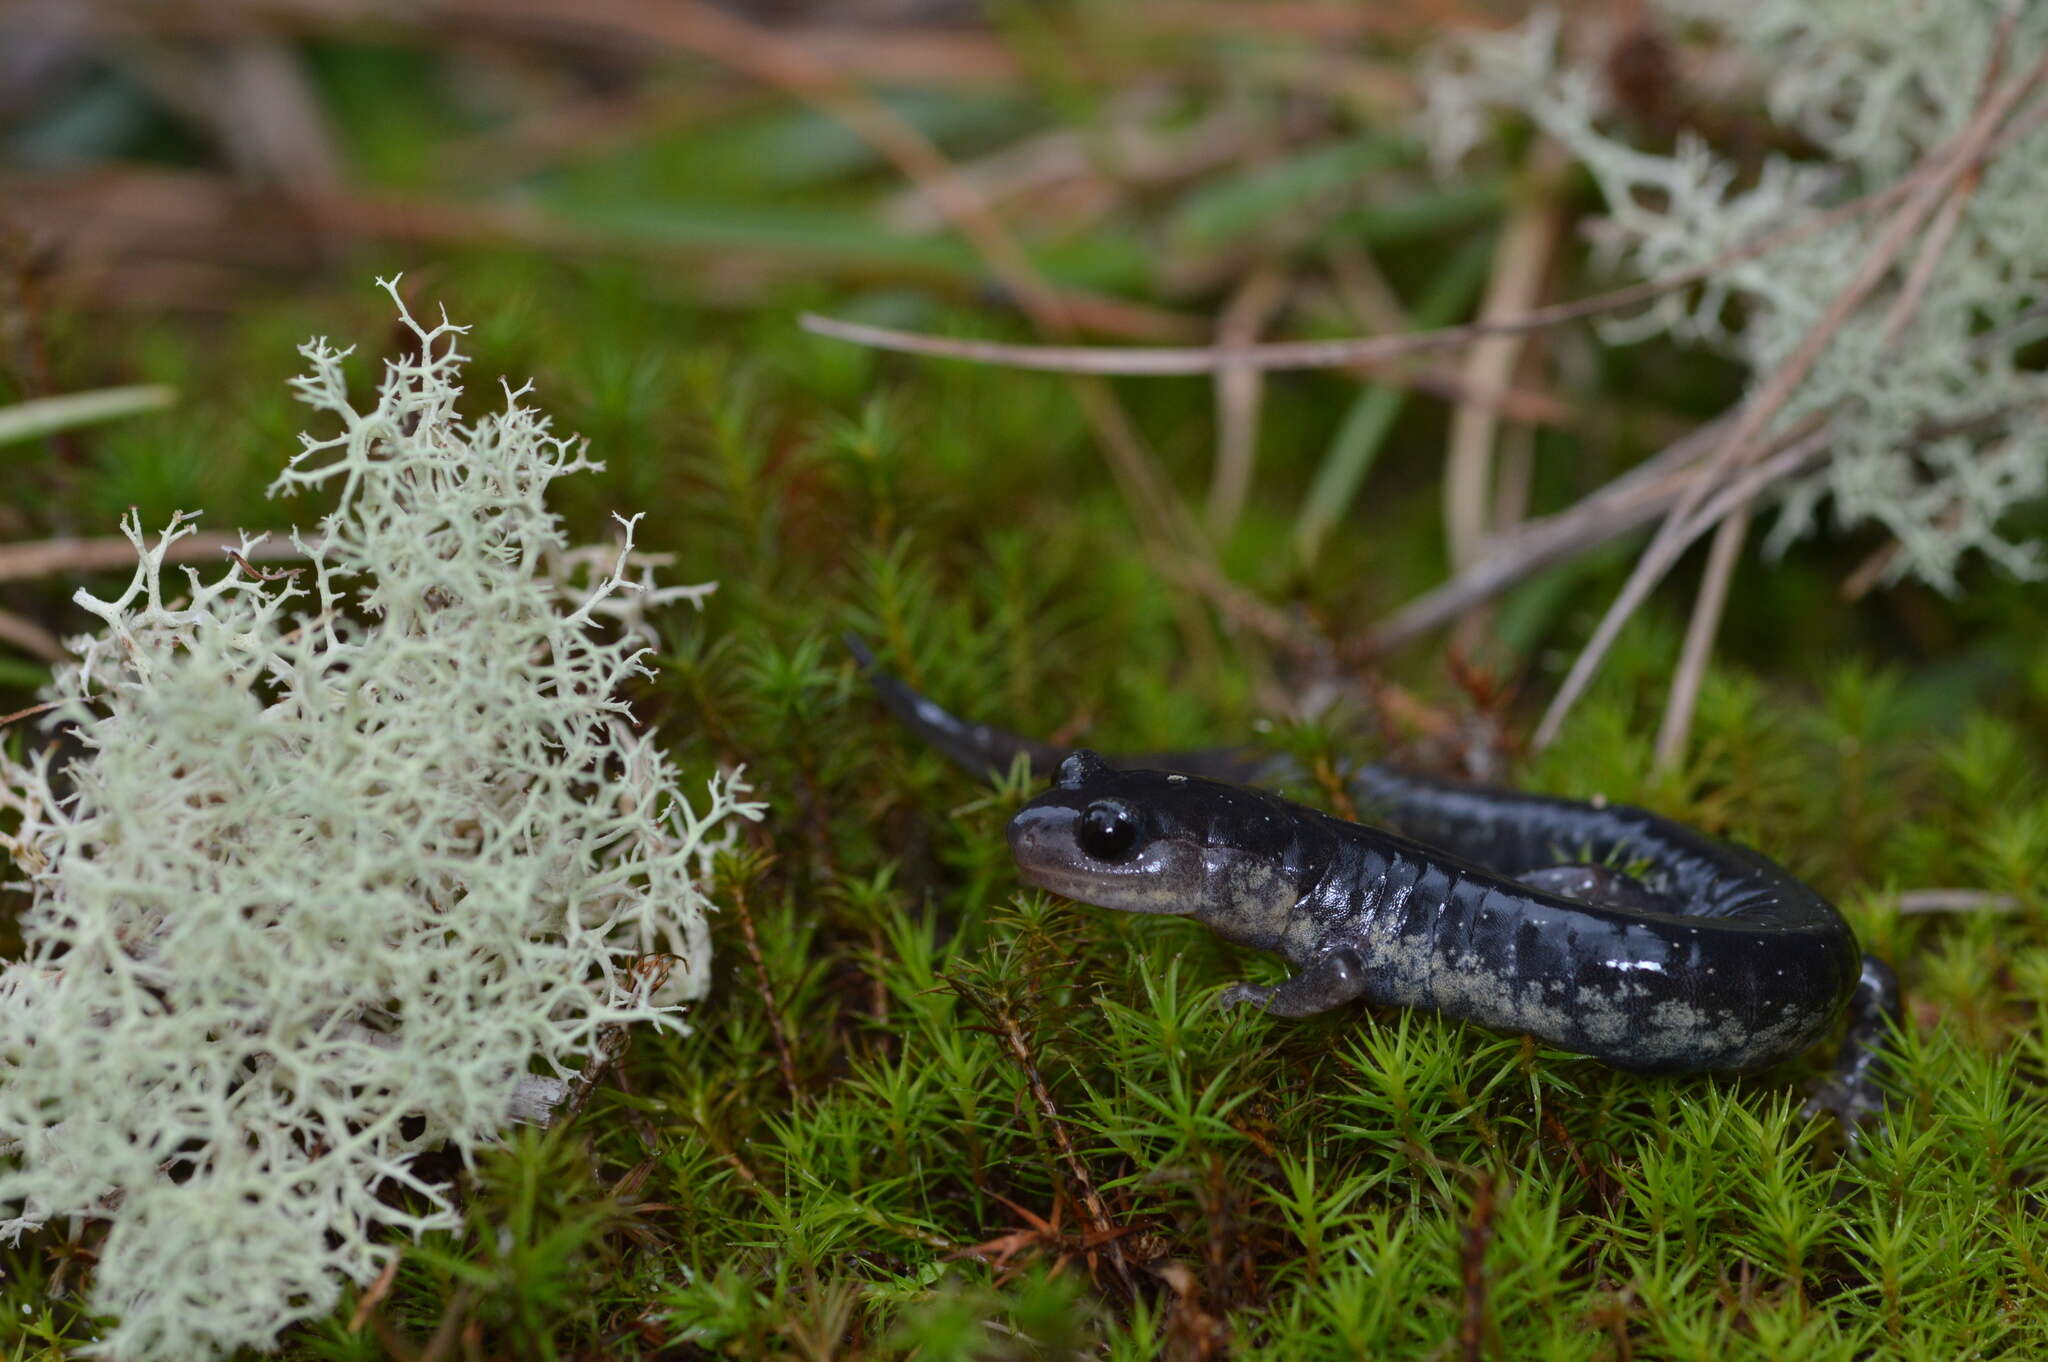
[1077,801,1138,861]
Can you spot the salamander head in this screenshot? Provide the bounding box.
[1006,750,1333,953]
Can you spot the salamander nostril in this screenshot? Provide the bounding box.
[1077,801,1138,860]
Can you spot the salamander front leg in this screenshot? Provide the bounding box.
[1220,947,1371,1019]
[1801,956,1902,1137]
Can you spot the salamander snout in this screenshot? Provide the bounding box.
[1006,797,1206,916]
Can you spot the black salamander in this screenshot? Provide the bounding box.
[851,637,1899,1126]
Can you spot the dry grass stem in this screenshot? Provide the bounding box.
[1895,890,2023,914]
[1208,263,1290,536]
[988,1003,1138,1298]
[0,610,65,663]
[0,531,300,582]
[1363,416,1736,652]
[798,129,1980,381]
[1444,140,1569,572]
[345,1251,404,1335]
[1653,505,1751,771]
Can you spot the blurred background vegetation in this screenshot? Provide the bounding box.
[3,1,2046,1358]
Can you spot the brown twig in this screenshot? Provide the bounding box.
[364,1303,422,1362]
[1373,396,2025,650]
[729,878,801,1103]
[984,997,1137,1299]
[1531,53,2048,751]
[555,1023,632,1126]
[1881,168,1979,349]
[1459,1173,1498,1362]
[415,1286,478,1362]
[226,550,301,583]
[1325,242,1575,429]
[347,1250,404,1334]
[1362,415,1740,652]
[0,700,62,729]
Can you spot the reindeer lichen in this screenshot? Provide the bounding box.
[0,281,762,1359]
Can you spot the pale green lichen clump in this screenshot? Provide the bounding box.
[1425,2,2048,592]
[0,281,762,1359]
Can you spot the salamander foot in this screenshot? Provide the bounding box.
[1800,956,1902,1140]
[1217,948,1371,1019]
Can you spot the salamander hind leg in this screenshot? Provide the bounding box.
[1801,956,1903,1138]
[1220,947,1371,1019]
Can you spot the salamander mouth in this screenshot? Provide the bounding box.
[1006,805,1202,915]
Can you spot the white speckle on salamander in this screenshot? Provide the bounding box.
[1167,774,1187,783]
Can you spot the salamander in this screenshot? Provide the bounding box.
[850,637,1899,1127]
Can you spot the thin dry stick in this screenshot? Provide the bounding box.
[0,610,64,663]
[1530,54,2048,751]
[1895,889,2022,914]
[0,531,297,582]
[1671,429,1837,565]
[798,140,1957,379]
[1374,398,2019,646]
[1445,140,1569,571]
[1882,168,1978,347]
[346,1249,404,1334]
[1208,263,1290,536]
[730,880,801,1102]
[1839,538,1904,601]
[0,701,61,730]
[1652,505,1751,770]
[1459,1173,1498,1362]
[989,1002,1137,1298]
[1818,168,1985,604]
[1363,415,1742,651]
[1490,423,1538,537]
[1367,417,1831,657]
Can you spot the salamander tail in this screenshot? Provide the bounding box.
[845,634,1068,780]
[846,634,1281,786]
